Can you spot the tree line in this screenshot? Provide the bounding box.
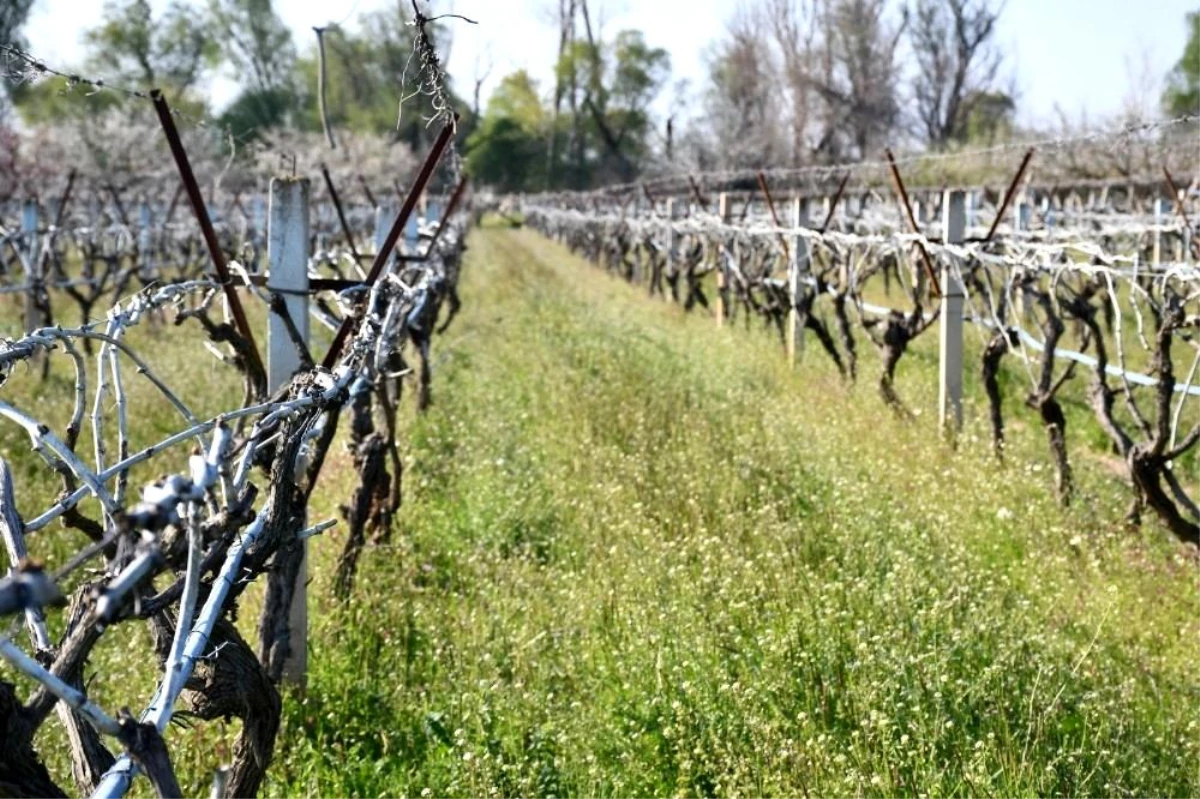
[1,0,467,158]
[1,1,1197,193]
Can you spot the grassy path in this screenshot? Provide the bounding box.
[265,226,1197,797]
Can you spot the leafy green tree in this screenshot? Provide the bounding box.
[290,6,470,151]
[14,0,216,123]
[85,0,218,99]
[466,70,547,192]
[955,89,1015,145]
[209,0,294,93]
[9,79,123,124]
[219,86,296,141]
[2,0,40,116]
[208,0,297,138]
[1163,12,1199,116]
[549,28,669,188]
[0,0,33,48]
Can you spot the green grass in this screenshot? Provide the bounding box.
[3,227,1197,797]
[264,227,1197,797]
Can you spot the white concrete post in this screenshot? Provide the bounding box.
[1013,197,1030,232]
[137,201,153,282]
[252,195,266,250]
[267,177,311,687]
[1180,189,1192,264]
[665,198,678,299]
[716,193,731,327]
[22,200,40,333]
[1153,198,1164,267]
[787,197,810,369]
[404,205,420,254]
[939,190,966,435]
[374,201,396,270]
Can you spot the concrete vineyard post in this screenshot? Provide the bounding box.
[939,190,966,436]
[666,198,678,300]
[716,193,730,327]
[787,197,810,369]
[267,177,311,686]
[1014,196,1033,322]
[404,203,420,253]
[22,200,39,334]
[1181,188,1192,264]
[375,201,396,271]
[1153,198,1163,267]
[138,202,153,282]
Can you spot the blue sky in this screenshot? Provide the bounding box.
[21,0,1197,129]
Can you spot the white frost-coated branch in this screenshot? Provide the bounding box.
[0,400,118,513]
[0,459,53,651]
[92,506,270,799]
[297,518,336,540]
[93,548,164,625]
[0,636,121,736]
[159,501,202,722]
[0,183,467,799]
[2,326,199,427]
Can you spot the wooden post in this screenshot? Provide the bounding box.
[716,192,730,327]
[939,190,966,435]
[267,177,311,687]
[22,199,39,334]
[787,197,810,369]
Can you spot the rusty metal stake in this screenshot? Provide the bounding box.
[358,175,378,210]
[151,89,264,381]
[1163,166,1200,259]
[163,182,185,225]
[321,164,363,265]
[105,182,131,228]
[688,175,709,211]
[422,177,469,257]
[756,171,790,261]
[884,149,942,298]
[323,119,458,368]
[983,148,1035,242]
[53,169,77,229]
[738,191,754,222]
[641,183,655,210]
[819,173,850,234]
